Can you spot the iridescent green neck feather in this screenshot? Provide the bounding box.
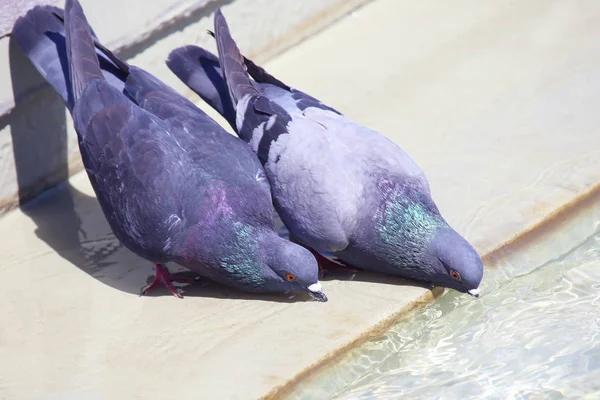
[218,222,266,287]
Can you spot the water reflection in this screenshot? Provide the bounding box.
[290,223,600,399]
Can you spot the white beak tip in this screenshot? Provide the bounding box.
[307,282,327,302]
[308,282,322,293]
[467,288,480,297]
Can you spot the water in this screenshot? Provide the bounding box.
[289,219,600,399]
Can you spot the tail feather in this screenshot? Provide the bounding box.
[12,6,73,108]
[208,29,290,91]
[166,45,236,128]
[243,57,290,91]
[49,9,129,77]
[213,9,258,105]
[64,0,104,102]
[208,29,341,115]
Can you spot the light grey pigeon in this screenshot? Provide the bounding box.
[11,1,326,301]
[165,9,484,297]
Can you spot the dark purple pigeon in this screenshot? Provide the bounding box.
[165,9,484,297]
[10,0,326,301]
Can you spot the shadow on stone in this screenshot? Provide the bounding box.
[329,270,436,290]
[5,39,171,299]
[7,38,132,293]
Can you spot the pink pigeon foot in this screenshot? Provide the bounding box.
[140,264,199,299]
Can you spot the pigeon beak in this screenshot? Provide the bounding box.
[307,282,328,302]
[467,288,480,298]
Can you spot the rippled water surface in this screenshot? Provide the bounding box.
[290,223,600,399]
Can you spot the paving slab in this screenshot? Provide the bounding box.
[1,0,600,399]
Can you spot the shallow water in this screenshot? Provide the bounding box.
[289,221,600,399]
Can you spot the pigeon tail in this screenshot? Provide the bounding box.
[53,6,129,76]
[12,6,74,109]
[243,56,291,91]
[64,0,104,103]
[12,4,130,112]
[166,45,237,129]
[213,8,259,106]
[92,38,130,76]
[206,29,290,91]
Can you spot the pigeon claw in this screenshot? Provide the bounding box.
[140,264,189,299]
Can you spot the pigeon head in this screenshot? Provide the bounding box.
[426,226,484,296]
[261,234,326,302]
[180,220,324,301]
[346,175,483,296]
[377,178,483,296]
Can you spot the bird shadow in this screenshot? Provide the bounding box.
[143,273,315,303]
[319,267,437,293]
[15,174,307,303]
[7,39,306,304]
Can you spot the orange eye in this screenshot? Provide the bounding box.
[285,273,296,282]
[450,270,461,280]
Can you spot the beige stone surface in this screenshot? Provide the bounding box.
[1,0,600,399]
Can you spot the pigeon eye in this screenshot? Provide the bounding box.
[450,270,461,280]
[285,273,296,282]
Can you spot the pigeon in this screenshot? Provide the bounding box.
[11,0,326,301]
[165,9,484,297]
